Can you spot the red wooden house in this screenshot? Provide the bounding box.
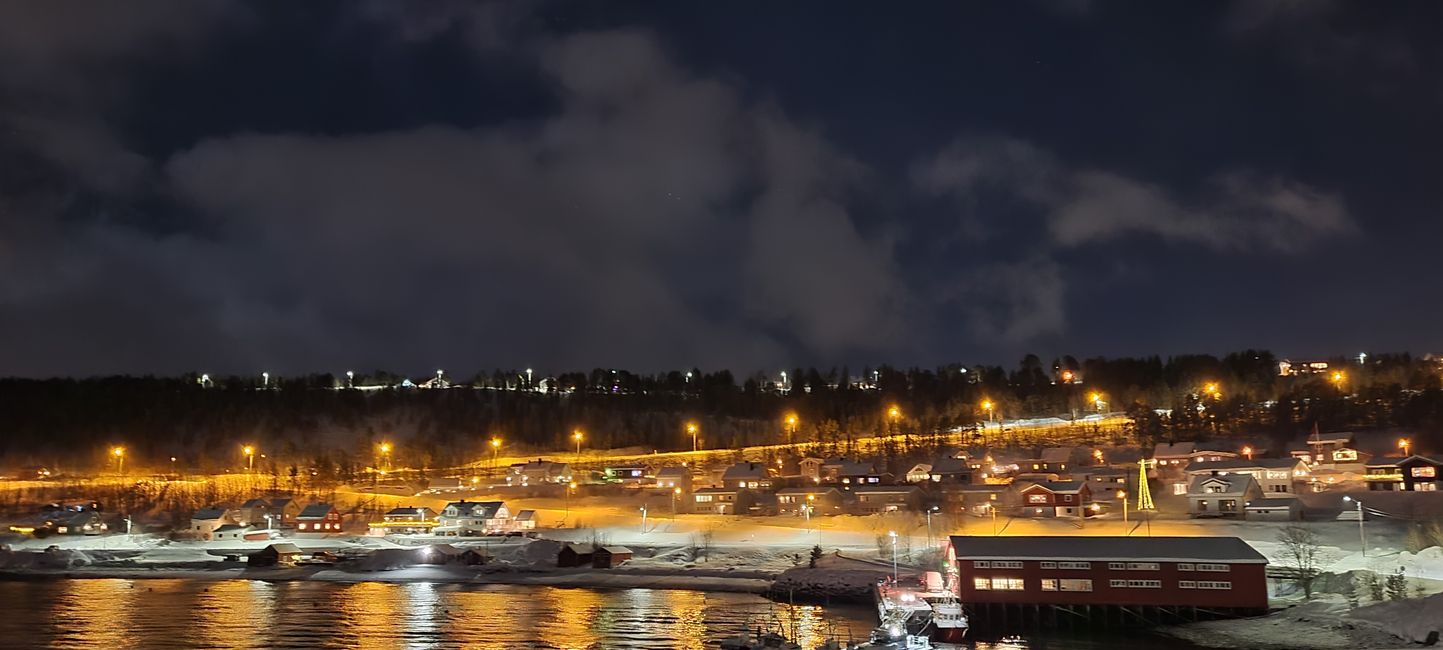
[1017,481,1094,518]
[948,535,1268,627]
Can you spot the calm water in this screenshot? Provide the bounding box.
[0,579,1200,649]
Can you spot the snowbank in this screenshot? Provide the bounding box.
[0,547,93,570]
[1349,591,1443,644]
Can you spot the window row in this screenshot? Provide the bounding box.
[1177,563,1231,572]
[1040,579,1093,592]
[1179,581,1232,590]
[1039,561,1092,570]
[1107,562,1159,571]
[973,561,1024,569]
[1109,579,1162,588]
[973,577,1025,591]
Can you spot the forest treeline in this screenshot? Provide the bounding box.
[2,350,1441,473]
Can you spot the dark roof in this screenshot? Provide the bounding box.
[213,524,246,532]
[776,487,842,495]
[1153,442,1196,457]
[1187,458,1302,472]
[240,498,269,508]
[949,535,1267,564]
[298,503,337,519]
[262,542,302,554]
[384,506,433,517]
[850,485,920,494]
[721,462,770,480]
[929,457,970,474]
[444,501,503,517]
[193,507,229,520]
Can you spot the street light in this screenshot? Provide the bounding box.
[686,421,699,452]
[784,413,799,442]
[379,442,393,472]
[262,372,269,388]
[346,370,354,387]
[573,429,584,457]
[981,400,995,422]
[1089,392,1104,412]
[243,445,255,472]
[672,487,682,518]
[888,530,898,583]
[1117,490,1128,529]
[639,505,648,533]
[1342,496,1367,556]
[566,481,577,516]
[1242,445,1253,460]
[1399,438,1411,456]
[1203,383,1221,399]
[111,446,126,475]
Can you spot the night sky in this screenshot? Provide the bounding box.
[2,1,1440,377]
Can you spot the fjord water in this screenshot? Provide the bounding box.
[0,579,1199,649]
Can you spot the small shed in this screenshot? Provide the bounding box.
[1245,498,1302,521]
[248,543,303,567]
[556,543,594,567]
[418,543,464,565]
[592,546,633,569]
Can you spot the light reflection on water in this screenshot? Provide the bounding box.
[0,579,877,649]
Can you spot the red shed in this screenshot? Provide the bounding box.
[592,546,633,568]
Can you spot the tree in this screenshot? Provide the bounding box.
[809,544,824,568]
[1386,567,1409,601]
[1277,524,1322,599]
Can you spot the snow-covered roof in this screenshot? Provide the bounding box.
[1187,473,1257,495]
[1188,458,1304,473]
[1023,481,1086,494]
[384,506,434,518]
[929,457,970,474]
[443,500,504,517]
[597,546,632,554]
[721,462,770,480]
[950,535,1267,563]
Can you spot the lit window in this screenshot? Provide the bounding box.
[299,523,307,530]
[1027,494,1049,504]
[1041,579,1059,591]
[993,578,1025,590]
[1413,467,1437,478]
[974,578,991,590]
[1058,579,1092,592]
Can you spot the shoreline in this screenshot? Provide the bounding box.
[0,565,773,594]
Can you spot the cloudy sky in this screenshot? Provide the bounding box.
[1,1,1440,377]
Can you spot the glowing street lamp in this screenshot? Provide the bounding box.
[1399,438,1411,456]
[981,400,995,423]
[783,413,799,442]
[261,372,270,388]
[672,486,682,517]
[1242,445,1253,460]
[1342,496,1367,556]
[1060,369,1075,383]
[1089,392,1104,412]
[243,445,256,472]
[686,422,699,452]
[111,446,126,475]
[490,437,502,476]
[378,442,393,472]
[566,481,577,516]
[573,429,584,457]
[1203,383,1221,399]
[1331,371,1346,386]
[1117,490,1129,528]
[346,370,354,387]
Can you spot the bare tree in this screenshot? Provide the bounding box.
[1277,524,1322,599]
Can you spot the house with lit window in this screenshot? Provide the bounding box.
[652,466,692,492]
[939,484,1011,516]
[1017,481,1094,518]
[776,487,844,516]
[268,498,301,527]
[848,485,922,514]
[926,456,974,484]
[603,465,651,487]
[296,503,342,534]
[1152,443,1240,490]
[1365,455,1443,491]
[950,535,1269,617]
[369,506,438,535]
[799,457,826,481]
[904,463,934,483]
[721,462,774,490]
[1185,458,1308,497]
[507,459,572,485]
[436,501,509,535]
[39,507,108,536]
[1186,474,1262,518]
[692,487,746,515]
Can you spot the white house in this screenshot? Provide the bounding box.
[190,507,234,540]
[437,500,509,536]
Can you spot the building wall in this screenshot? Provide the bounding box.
[957,559,1267,610]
